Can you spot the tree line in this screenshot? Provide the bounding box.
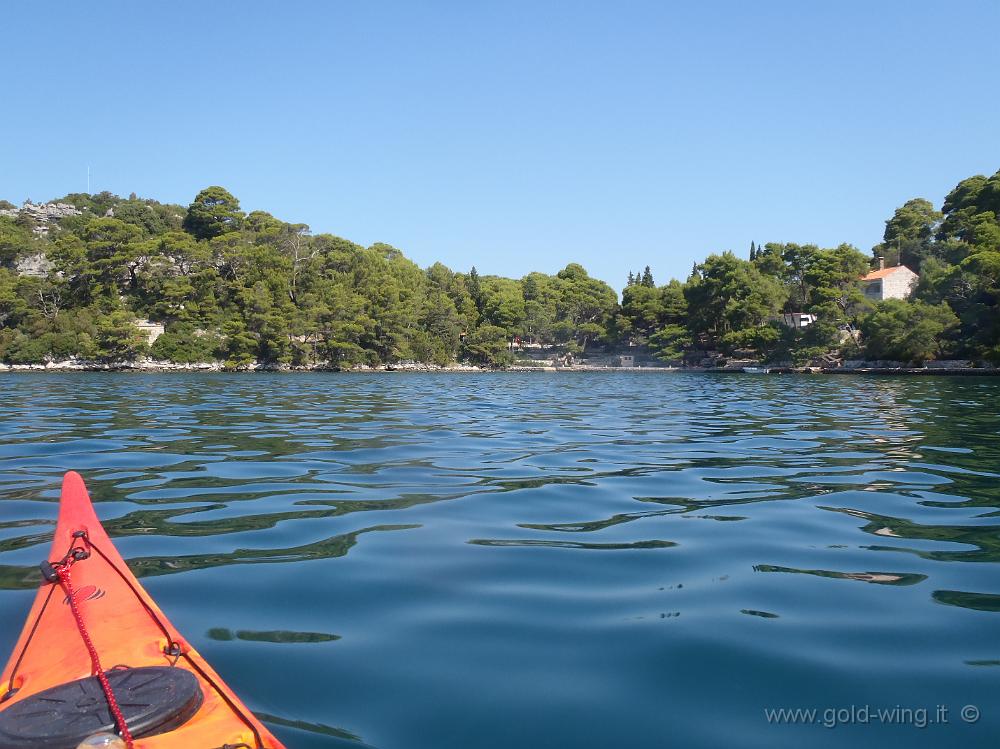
[1,168,998,367]
[614,168,999,365]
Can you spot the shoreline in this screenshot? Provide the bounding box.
[1,360,998,376]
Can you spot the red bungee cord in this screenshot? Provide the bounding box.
[53,556,135,748]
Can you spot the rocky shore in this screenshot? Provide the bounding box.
[0,358,486,373]
[1,359,997,375]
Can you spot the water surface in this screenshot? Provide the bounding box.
[0,373,998,747]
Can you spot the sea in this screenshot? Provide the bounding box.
[0,372,997,748]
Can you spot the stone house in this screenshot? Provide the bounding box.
[860,260,918,301]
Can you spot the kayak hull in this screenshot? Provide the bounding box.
[0,471,285,748]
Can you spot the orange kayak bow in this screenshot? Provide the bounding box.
[0,471,285,749]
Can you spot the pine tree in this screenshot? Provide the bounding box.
[468,266,483,310]
[641,266,654,287]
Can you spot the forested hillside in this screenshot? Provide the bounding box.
[1,169,998,368]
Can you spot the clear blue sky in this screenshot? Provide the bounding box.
[2,1,998,289]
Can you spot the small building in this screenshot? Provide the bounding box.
[860,259,918,301]
[616,355,635,368]
[134,319,165,345]
[772,312,817,329]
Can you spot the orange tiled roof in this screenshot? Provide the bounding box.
[860,265,914,281]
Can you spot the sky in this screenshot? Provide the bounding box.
[1,1,998,289]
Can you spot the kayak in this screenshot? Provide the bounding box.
[0,471,286,749]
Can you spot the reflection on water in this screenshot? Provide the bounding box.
[254,712,364,746]
[0,372,999,748]
[740,609,780,619]
[753,564,927,586]
[933,590,1000,612]
[126,524,420,578]
[468,538,677,550]
[208,628,341,643]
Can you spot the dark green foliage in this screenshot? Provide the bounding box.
[2,171,998,367]
[150,323,221,363]
[0,306,99,363]
[938,171,1000,249]
[619,284,662,341]
[648,324,691,362]
[95,310,149,360]
[878,198,941,270]
[685,252,787,347]
[112,199,168,236]
[618,277,688,348]
[182,186,244,241]
[859,300,958,363]
[553,264,617,349]
[461,324,512,366]
[0,217,38,266]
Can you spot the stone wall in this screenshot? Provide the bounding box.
[880,268,918,300]
[134,319,165,345]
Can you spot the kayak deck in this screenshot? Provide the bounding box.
[0,471,285,748]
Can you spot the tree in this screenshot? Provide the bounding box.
[619,283,662,341]
[780,243,821,310]
[859,300,958,363]
[0,268,30,329]
[884,198,941,246]
[309,280,371,366]
[96,311,149,361]
[752,242,786,278]
[478,276,525,334]
[151,323,221,363]
[937,170,1000,251]
[467,266,483,313]
[806,244,870,310]
[112,199,167,235]
[277,223,315,303]
[0,217,36,266]
[461,324,511,366]
[649,324,691,362]
[182,186,244,240]
[220,318,258,367]
[3,168,996,369]
[555,263,617,349]
[685,252,787,347]
[660,279,688,323]
[82,218,144,296]
[521,272,560,343]
[873,198,942,270]
[419,289,464,364]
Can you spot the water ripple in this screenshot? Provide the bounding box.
[1,372,998,748]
